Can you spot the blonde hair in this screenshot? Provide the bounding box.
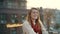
[26,8,41,26]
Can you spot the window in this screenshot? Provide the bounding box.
[6,0,26,9]
[11,28,17,34]
[7,0,19,9]
[0,0,4,8]
[7,2,13,8]
[11,14,18,23]
[0,0,4,2]
[0,24,7,34]
[0,14,7,24]
[20,3,25,7]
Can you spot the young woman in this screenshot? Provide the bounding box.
[22,8,48,34]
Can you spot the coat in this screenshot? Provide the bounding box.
[22,20,49,34]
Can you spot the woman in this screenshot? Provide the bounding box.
[22,8,48,34]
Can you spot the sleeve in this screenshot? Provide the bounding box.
[22,20,36,34]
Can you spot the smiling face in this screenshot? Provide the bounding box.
[27,8,41,27]
[31,9,39,20]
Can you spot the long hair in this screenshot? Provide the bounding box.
[26,8,41,27]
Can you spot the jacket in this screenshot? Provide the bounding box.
[22,20,49,34]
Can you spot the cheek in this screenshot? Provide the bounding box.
[31,13,38,19]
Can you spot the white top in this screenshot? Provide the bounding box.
[22,20,49,34]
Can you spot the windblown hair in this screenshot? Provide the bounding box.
[26,8,41,27]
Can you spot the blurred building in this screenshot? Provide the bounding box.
[43,8,60,34]
[54,9,60,34]
[0,0,27,34]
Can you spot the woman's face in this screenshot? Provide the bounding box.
[31,9,39,20]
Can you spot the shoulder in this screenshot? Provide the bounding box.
[23,20,29,25]
[22,20,31,27]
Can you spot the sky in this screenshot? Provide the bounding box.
[27,0,60,9]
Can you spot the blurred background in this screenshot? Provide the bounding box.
[0,0,60,34]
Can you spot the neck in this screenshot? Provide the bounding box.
[31,18,36,25]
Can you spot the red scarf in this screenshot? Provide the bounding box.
[31,21,42,34]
